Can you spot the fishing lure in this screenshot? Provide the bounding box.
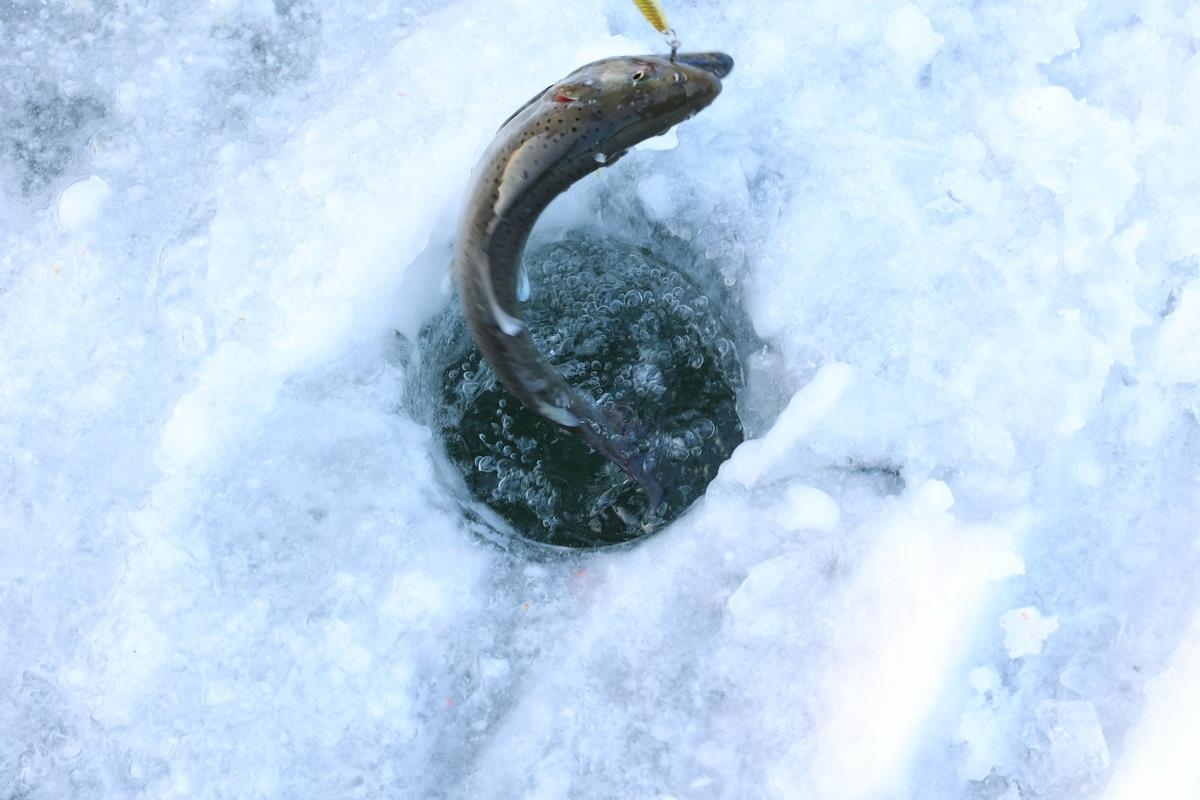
[631,0,680,56]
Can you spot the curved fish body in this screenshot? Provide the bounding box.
[453,52,734,510]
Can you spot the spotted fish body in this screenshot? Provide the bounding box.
[453,52,733,510]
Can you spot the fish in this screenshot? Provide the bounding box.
[452,51,734,511]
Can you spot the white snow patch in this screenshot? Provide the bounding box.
[727,551,821,638]
[1000,606,1060,658]
[783,481,1024,799]
[1105,612,1200,800]
[884,5,944,72]
[1153,285,1200,384]
[775,483,841,533]
[56,175,110,230]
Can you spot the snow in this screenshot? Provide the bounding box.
[884,5,944,74]
[1154,286,1200,383]
[999,606,1060,658]
[1105,612,1200,800]
[3,0,1200,798]
[56,174,110,230]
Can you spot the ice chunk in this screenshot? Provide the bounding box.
[723,362,855,487]
[999,606,1059,658]
[56,175,110,230]
[884,5,944,72]
[1035,700,1110,778]
[636,172,678,220]
[726,551,818,638]
[773,483,840,533]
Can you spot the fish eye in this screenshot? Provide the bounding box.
[631,69,646,81]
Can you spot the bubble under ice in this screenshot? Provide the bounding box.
[414,234,746,549]
[3,2,1200,800]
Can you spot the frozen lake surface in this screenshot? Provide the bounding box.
[3,1,1199,797]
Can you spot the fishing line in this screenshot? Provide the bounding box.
[631,0,680,58]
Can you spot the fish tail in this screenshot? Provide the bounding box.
[625,452,665,511]
[570,397,664,510]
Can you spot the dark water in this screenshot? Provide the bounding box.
[415,234,745,549]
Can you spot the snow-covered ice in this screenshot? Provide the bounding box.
[3,0,1199,798]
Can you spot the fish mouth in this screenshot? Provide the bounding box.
[673,51,734,80]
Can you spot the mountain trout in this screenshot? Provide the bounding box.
[452,51,733,510]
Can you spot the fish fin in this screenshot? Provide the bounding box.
[626,452,664,511]
[537,400,579,428]
[516,260,531,302]
[467,250,526,336]
[571,402,664,509]
[497,85,550,132]
[491,304,525,336]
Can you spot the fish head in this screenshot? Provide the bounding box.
[550,51,733,154]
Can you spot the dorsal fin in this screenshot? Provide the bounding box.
[497,85,550,132]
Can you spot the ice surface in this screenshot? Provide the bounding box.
[3,0,1200,798]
